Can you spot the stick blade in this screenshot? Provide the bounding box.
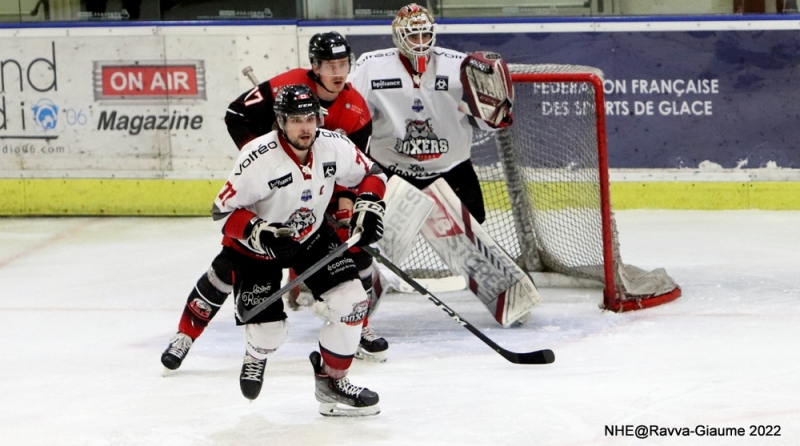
[504,348,555,365]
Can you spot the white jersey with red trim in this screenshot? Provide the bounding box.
[348,47,494,180]
[213,129,384,256]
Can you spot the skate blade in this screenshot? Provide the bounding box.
[354,347,387,363]
[318,402,380,417]
[162,367,174,377]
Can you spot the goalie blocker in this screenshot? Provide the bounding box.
[458,51,514,128]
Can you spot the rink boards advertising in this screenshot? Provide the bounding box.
[1,19,798,214]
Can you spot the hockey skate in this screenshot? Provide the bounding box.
[161,332,193,374]
[355,326,388,363]
[240,353,267,400]
[309,351,380,417]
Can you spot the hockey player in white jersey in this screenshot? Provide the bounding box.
[160,32,392,373]
[347,3,512,225]
[212,85,387,416]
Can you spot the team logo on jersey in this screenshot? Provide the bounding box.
[371,78,402,89]
[340,298,369,325]
[301,189,312,202]
[435,76,449,91]
[394,118,450,161]
[412,98,424,113]
[323,162,337,178]
[287,207,317,238]
[188,298,212,319]
[268,173,293,189]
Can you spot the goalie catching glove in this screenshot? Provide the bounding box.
[247,220,301,260]
[349,194,386,247]
[458,51,514,128]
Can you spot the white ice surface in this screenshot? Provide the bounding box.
[1,211,799,446]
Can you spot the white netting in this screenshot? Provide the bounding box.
[397,64,680,310]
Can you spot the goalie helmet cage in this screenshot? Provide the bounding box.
[397,63,681,312]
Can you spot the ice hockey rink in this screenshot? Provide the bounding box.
[1,210,799,446]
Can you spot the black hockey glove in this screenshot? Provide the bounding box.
[349,194,386,247]
[248,221,301,260]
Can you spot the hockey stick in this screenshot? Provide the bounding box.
[361,246,555,365]
[238,230,362,323]
[242,66,259,86]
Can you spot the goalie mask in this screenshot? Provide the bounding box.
[392,3,436,73]
[273,84,326,150]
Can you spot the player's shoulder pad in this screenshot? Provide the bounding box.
[341,84,369,106]
[431,46,467,67]
[267,68,314,97]
[234,133,282,175]
[354,48,399,67]
[317,128,354,145]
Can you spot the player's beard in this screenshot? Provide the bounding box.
[287,131,316,151]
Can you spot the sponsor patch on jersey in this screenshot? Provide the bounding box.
[323,162,337,178]
[301,189,312,202]
[412,98,424,113]
[435,76,449,91]
[268,173,293,189]
[371,78,402,89]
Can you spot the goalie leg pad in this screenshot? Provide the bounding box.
[420,179,541,327]
[441,160,486,224]
[377,175,435,264]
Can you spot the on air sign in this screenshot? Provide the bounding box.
[92,61,206,101]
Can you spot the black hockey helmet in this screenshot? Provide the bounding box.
[273,84,325,132]
[273,84,322,116]
[308,31,353,66]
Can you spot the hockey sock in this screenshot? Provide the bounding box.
[178,272,230,339]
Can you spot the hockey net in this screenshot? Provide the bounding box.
[396,63,681,312]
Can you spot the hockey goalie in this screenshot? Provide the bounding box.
[375,51,537,327]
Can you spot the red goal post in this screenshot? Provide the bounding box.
[395,64,682,312]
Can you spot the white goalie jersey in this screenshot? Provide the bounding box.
[348,47,495,181]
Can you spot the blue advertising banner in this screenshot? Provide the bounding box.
[348,29,800,169]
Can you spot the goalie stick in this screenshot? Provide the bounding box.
[238,230,362,323]
[361,245,555,365]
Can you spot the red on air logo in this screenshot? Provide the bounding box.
[93,61,206,101]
